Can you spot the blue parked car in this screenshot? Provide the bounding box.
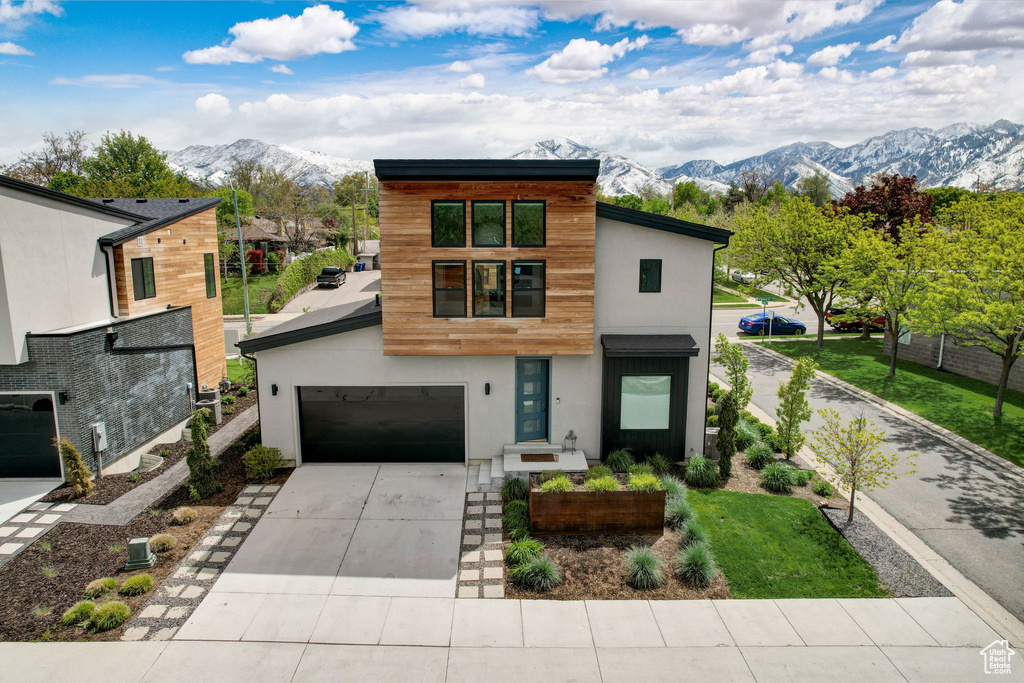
[738,313,807,336]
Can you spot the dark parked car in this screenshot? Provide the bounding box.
[825,307,884,332]
[316,267,346,289]
[738,313,807,336]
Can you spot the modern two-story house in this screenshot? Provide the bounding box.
[239,159,730,472]
[0,175,225,479]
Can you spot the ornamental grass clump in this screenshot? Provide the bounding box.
[584,465,612,480]
[60,601,95,626]
[745,441,775,470]
[680,519,709,547]
[56,437,93,499]
[623,545,665,590]
[584,475,620,493]
[605,450,634,473]
[149,534,176,553]
[627,463,653,477]
[734,418,761,451]
[539,469,566,483]
[502,500,529,529]
[626,473,662,492]
[760,462,796,493]
[676,543,717,587]
[501,477,529,502]
[89,601,131,632]
[506,538,545,566]
[118,573,154,596]
[684,455,720,488]
[660,475,687,500]
[812,480,836,497]
[539,475,573,493]
[509,554,563,591]
[647,453,671,475]
[171,507,197,525]
[83,577,117,599]
[793,469,813,487]
[664,496,695,529]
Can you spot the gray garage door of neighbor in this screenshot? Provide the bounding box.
[0,394,61,478]
[298,386,466,463]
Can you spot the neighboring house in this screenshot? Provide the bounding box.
[223,218,289,258]
[0,175,225,479]
[239,159,730,468]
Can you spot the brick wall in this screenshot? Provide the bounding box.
[884,331,1024,393]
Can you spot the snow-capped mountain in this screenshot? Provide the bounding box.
[165,138,373,188]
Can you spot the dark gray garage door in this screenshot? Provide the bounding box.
[0,396,61,478]
[298,386,465,463]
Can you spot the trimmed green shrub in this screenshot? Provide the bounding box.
[812,480,836,497]
[242,445,285,481]
[501,477,529,502]
[237,385,249,397]
[680,519,709,547]
[676,542,717,587]
[83,577,117,599]
[744,442,775,470]
[660,475,688,501]
[239,425,261,451]
[705,413,719,428]
[760,462,796,493]
[623,545,665,590]
[149,534,176,553]
[793,469,813,487]
[627,463,654,477]
[221,395,236,406]
[509,554,563,591]
[605,450,635,473]
[711,386,727,404]
[172,507,197,525]
[60,601,95,626]
[584,475,620,493]
[684,455,720,488]
[716,391,739,480]
[90,601,131,632]
[266,248,355,313]
[734,418,761,451]
[539,475,573,493]
[539,469,566,483]
[506,538,545,566]
[626,473,662,492]
[665,496,695,529]
[584,465,612,480]
[754,422,775,443]
[119,573,154,596]
[707,381,720,398]
[647,453,671,475]
[56,437,93,499]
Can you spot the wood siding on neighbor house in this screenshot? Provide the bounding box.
[112,208,226,388]
[379,181,596,356]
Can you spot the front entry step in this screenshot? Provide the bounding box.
[502,443,563,456]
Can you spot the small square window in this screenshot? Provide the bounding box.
[472,201,505,247]
[432,201,466,247]
[639,259,662,293]
[620,375,671,430]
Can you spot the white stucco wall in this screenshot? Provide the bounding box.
[0,188,128,365]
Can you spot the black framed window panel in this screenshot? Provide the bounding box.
[131,257,156,300]
[432,261,467,317]
[431,200,466,247]
[204,253,217,299]
[472,201,506,247]
[512,261,545,318]
[472,261,506,317]
[639,259,662,293]
[512,201,546,247]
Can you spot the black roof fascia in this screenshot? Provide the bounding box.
[601,334,700,358]
[237,309,383,353]
[596,202,732,244]
[97,198,221,247]
[374,159,601,182]
[0,174,148,222]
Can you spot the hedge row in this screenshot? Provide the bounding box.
[266,249,356,313]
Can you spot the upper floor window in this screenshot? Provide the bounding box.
[432,261,467,317]
[131,257,156,301]
[473,261,506,317]
[204,253,217,299]
[472,201,506,247]
[512,201,545,247]
[512,261,545,317]
[639,259,662,293]
[432,200,465,247]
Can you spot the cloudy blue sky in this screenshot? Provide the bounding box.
[2,0,1023,167]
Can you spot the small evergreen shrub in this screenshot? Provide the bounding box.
[680,519,709,547]
[242,445,285,481]
[186,409,221,501]
[627,463,653,477]
[623,545,665,590]
[626,473,662,492]
[509,554,563,591]
[239,425,261,451]
[119,573,154,596]
[539,469,566,483]
[684,455,720,488]
[60,601,95,626]
[660,475,688,500]
[221,395,236,405]
[605,450,634,473]
[584,465,612,480]
[793,469,813,487]
[647,453,671,475]
[761,462,796,493]
[707,381,720,398]
[584,475,620,493]
[501,477,529,502]
[812,480,836,497]
[539,475,573,493]
[734,418,761,451]
[237,386,249,397]
[222,404,235,415]
[55,437,93,499]
[711,386,727,404]
[150,534,177,553]
[664,496,695,529]
[506,538,545,566]
[744,442,774,470]
[83,577,117,599]
[172,507,198,525]
[676,543,717,587]
[705,413,719,428]
[754,422,775,443]
[90,601,131,632]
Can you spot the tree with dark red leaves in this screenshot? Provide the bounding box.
[835,173,934,242]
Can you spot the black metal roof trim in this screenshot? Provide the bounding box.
[374,159,601,182]
[601,334,700,358]
[0,174,147,222]
[97,198,221,247]
[596,202,732,244]
[237,299,383,353]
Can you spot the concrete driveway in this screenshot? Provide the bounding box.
[278,269,381,314]
[176,464,468,642]
[0,479,60,526]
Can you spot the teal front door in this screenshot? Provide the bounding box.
[515,358,549,442]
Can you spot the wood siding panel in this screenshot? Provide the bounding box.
[379,181,595,355]
[112,208,226,388]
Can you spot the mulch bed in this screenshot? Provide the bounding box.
[0,427,291,642]
[40,389,258,506]
[719,450,847,509]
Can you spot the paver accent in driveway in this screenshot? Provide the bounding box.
[0,500,74,568]
[458,492,504,598]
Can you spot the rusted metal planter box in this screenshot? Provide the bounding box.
[528,490,666,536]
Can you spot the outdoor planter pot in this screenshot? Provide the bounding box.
[529,489,667,536]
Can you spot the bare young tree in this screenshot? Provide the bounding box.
[6,130,88,185]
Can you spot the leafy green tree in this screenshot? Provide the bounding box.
[716,391,738,479]
[613,194,642,210]
[205,187,253,230]
[796,171,832,206]
[713,333,752,411]
[912,193,1024,417]
[6,130,88,186]
[186,409,221,501]
[82,130,198,198]
[732,196,863,348]
[921,186,974,212]
[810,410,915,523]
[774,357,818,459]
[642,197,670,215]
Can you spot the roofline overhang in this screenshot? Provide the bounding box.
[97,199,221,247]
[596,202,732,245]
[0,174,148,222]
[374,159,601,182]
[236,309,383,353]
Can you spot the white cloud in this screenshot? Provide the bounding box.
[526,35,650,84]
[0,0,61,30]
[270,64,294,75]
[627,66,668,80]
[891,0,1024,52]
[0,41,32,55]
[747,44,793,64]
[50,74,159,89]
[375,5,539,38]
[183,5,358,65]
[459,72,485,89]
[867,35,895,52]
[807,42,859,66]
[154,65,175,72]
[901,50,977,68]
[446,60,473,73]
[195,93,231,119]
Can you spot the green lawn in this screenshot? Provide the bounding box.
[689,489,887,599]
[764,338,1024,468]
[225,356,249,384]
[745,286,789,302]
[713,286,747,304]
[220,274,280,315]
